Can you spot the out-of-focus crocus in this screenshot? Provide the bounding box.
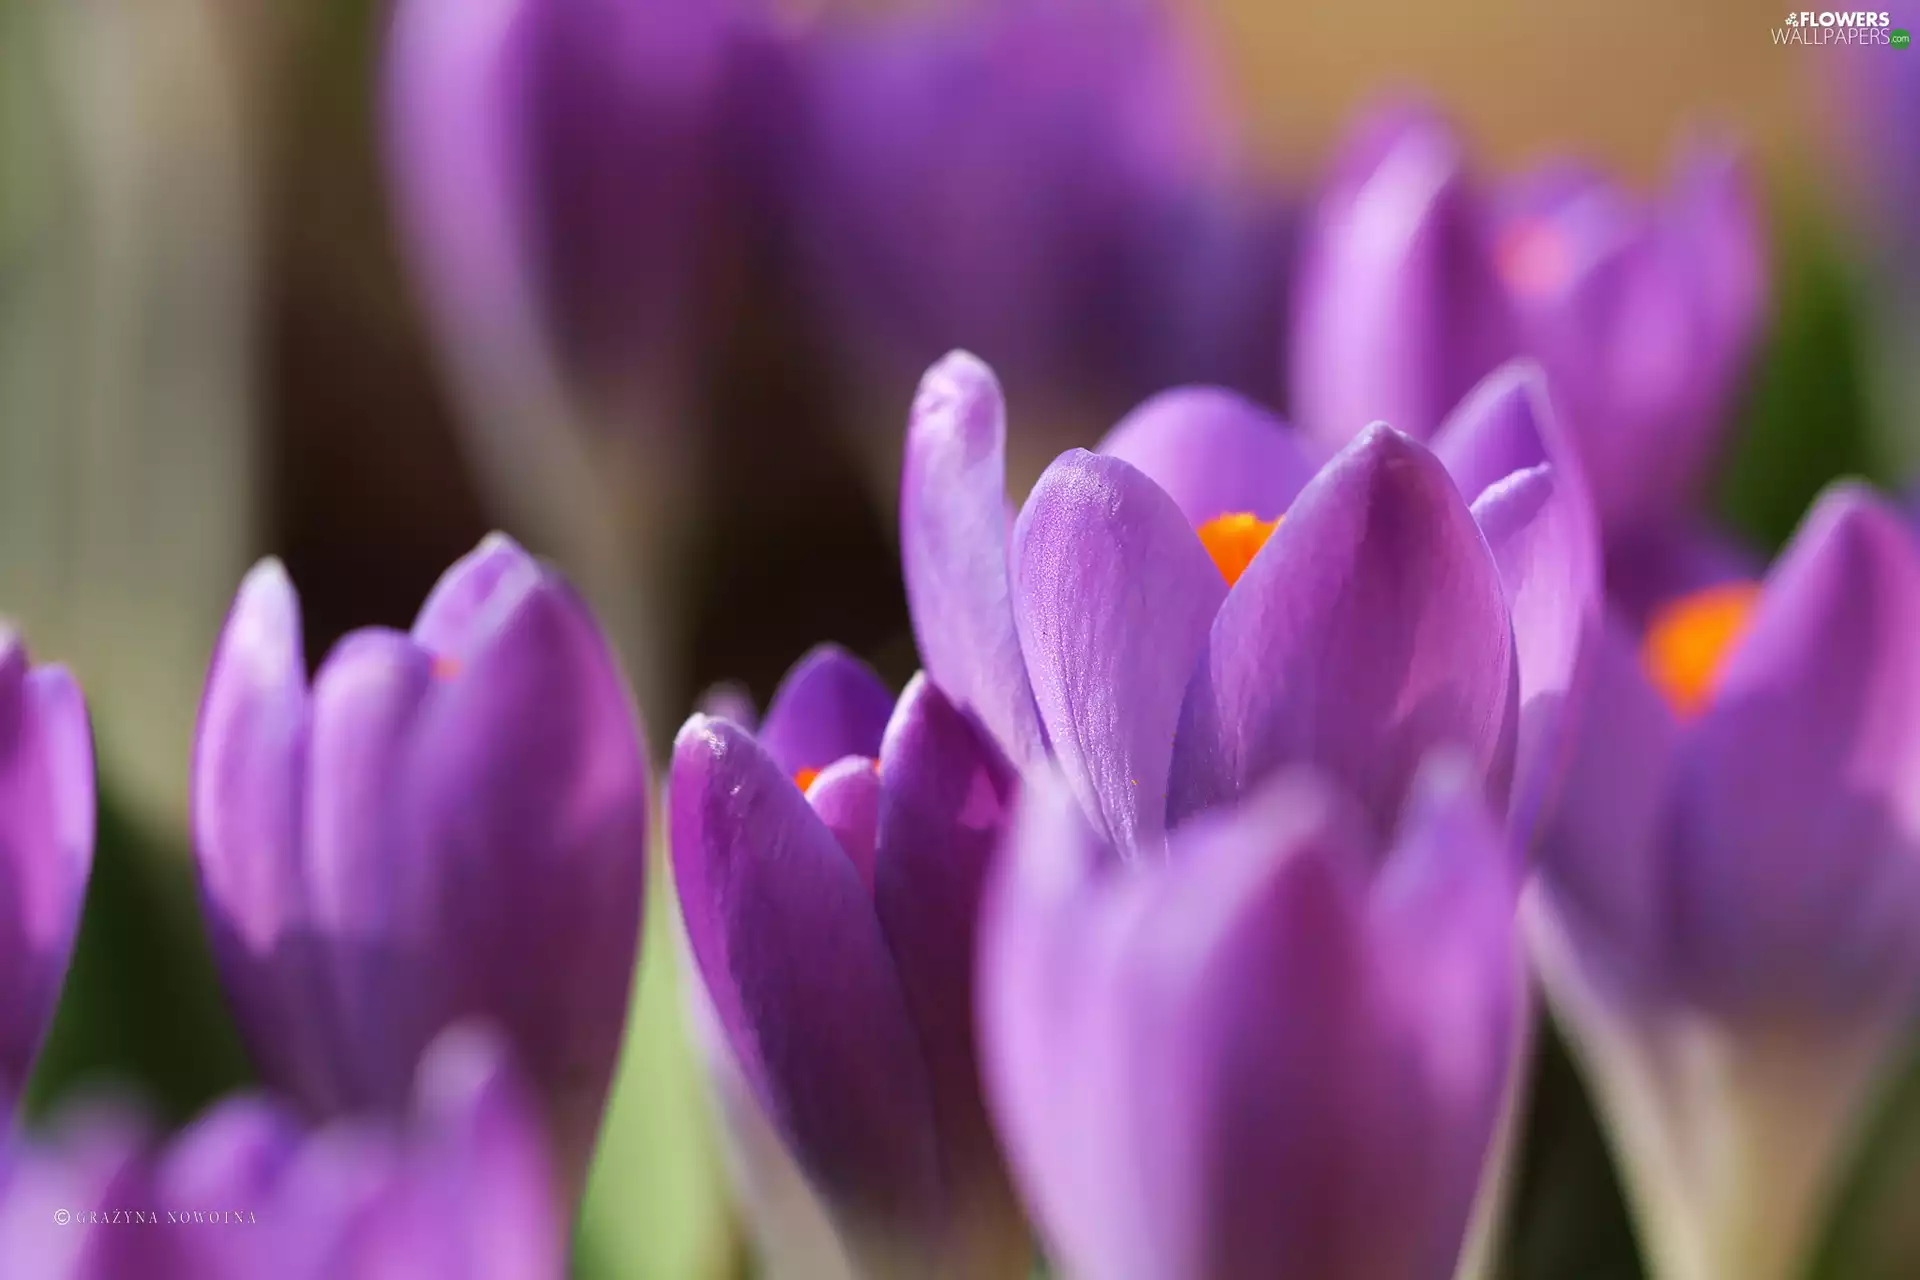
[1293,104,1766,542]
[0,1025,565,1279]
[901,350,1599,852]
[671,667,1027,1278]
[0,635,94,1111]
[191,533,649,1202]
[793,0,1289,427]
[386,0,747,442]
[1531,485,1920,1280]
[982,759,1523,1280]
[386,0,766,727]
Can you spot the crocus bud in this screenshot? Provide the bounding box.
[386,0,748,437]
[191,534,649,1203]
[1533,485,1920,1280]
[981,762,1524,1280]
[0,635,94,1111]
[1494,146,1767,534]
[793,0,1284,417]
[0,1025,564,1279]
[671,673,1027,1278]
[1291,103,1517,453]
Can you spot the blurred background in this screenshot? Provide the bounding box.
[0,0,1914,1276]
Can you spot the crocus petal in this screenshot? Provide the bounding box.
[806,756,883,889]
[192,562,349,1116]
[0,640,94,1109]
[986,764,1518,1279]
[156,1099,304,1208]
[1430,359,1556,503]
[759,645,895,778]
[669,716,942,1229]
[1453,369,1602,837]
[1671,486,1920,1017]
[1170,425,1519,832]
[1013,450,1226,854]
[1668,143,1767,373]
[1095,387,1319,526]
[410,532,545,657]
[406,1024,567,1280]
[303,629,441,1114]
[1534,624,1681,974]
[1292,106,1514,450]
[402,571,650,1199]
[900,353,1046,768]
[871,675,1022,1259]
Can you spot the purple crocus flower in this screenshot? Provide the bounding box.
[191,533,649,1202]
[1531,485,1920,1280]
[793,0,1289,419]
[386,0,753,438]
[1292,103,1767,542]
[982,758,1523,1279]
[0,1026,564,1279]
[0,635,94,1111]
[901,349,1599,851]
[671,664,1028,1275]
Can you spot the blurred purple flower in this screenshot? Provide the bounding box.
[792,0,1290,415]
[191,534,650,1202]
[1532,485,1920,1280]
[901,350,1600,852]
[982,760,1523,1279]
[1292,103,1767,542]
[670,668,1029,1274]
[386,0,756,435]
[0,1026,565,1279]
[1830,45,1920,276]
[0,635,93,1111]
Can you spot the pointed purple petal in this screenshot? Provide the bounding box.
[806,755,882,889]
[406,1024,567,1280]
[900,353,1046,768]
[1170,426,1519,832]
[669,716,943,1226]
[1445,366,1603,836]
[1672,486,1920,1016]
[759,645,894,778]
[1293,108,1514,450]
[192,562,349,1117]
[0,642,93,1107]
[410,532,544,657]
[402,571,650,1198]
[1096,387,1319,527]
[1013,451,1226,854]
[872,676,1018,1215]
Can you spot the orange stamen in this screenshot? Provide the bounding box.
[431,655,462,681]
[1196,512,1282,587]
[1642,582,1763,719]
[794,768,821,793]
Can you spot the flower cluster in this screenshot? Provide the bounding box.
[13,2,1920,1279]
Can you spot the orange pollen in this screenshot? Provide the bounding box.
[1496,220,1572,299]
[430,655,462,681]
[1642,581,1763,719]
[794,768,821,793]
[1196,512,1282,587]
